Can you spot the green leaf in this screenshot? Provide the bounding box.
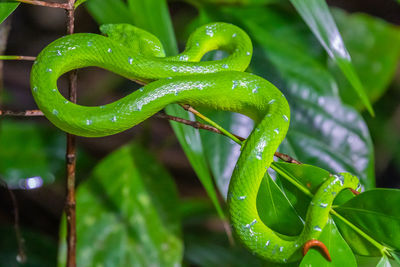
[289,0,374,115]
[300,218,357,267]
[126,0,177,56]
[330,9,400,110]
[74,0,87,8]
[58,143,183,266]
[257,172,303,235]
[0,225,57,266]
[0,1,18,24]
[335,189,400,252]
[86,0,225,221]
[85,0,133,24]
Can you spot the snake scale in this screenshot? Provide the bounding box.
[30,22,360,263]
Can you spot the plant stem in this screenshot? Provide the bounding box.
[330,209,388,256]
[0,55,36,61]
[181,104,242,145]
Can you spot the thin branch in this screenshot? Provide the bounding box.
[0,109,43,116]
[0,178,26,263]
[0,55,36,61]
[15,0,69,9]
[155,113,301,164]
[65,1,77,267]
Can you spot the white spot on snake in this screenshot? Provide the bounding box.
[283,115,289,122]
[283,259,287,263]
[179,55,188,61]
[139,88,144,92]
[46,68,52,73]
[64,100,69,104]
[256,152,262,160]
[232,80,238,89]
[205,26,214,37]
[266,114,271,117]
[295,244,299,248]
[274,128,280,134]
[320,203,328,208]
[56,50,62,56]
[280,246,284,252]
[33,86,37,92]
[68,46,76,50]
[222,64,228,69]
[86,120,92,125]
[252,86,259,93]
[167,77,172,79]
[268,99,276,104]
[238,196,246,200]
[357,183,362,191]
[87,41,92,47]
[333,174,344,186]
[196,42,200,47]
[171,66,178,72]
[246,51,251,56]
[332,191,337,195]
[52,88,57,92]
[265,240,270,247]
[107,48,112,53]
[52,109,58,115]
[314,225,322,232]
[232,33,237,38]
[128,57,133,65]
[111,116,117,122]
[100,105,105,109]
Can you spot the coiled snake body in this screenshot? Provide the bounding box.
[31,22,360,263]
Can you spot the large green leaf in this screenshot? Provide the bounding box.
[0,2,18,25]
[85,0,225,220]
[58,143,183,266]
[300,219,357,267]
[290,0,374,115]
[330,9,400,110]
[335,189,400,253]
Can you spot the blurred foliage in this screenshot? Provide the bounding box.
[0,120,94,188]
[0,0,399,266]
[58,142,183,266]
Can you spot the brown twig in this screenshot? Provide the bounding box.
[65,1,77,267]
[16,0,69,9]
[155,113,301,164]
[0,178,26,263]
[0,109,43,116]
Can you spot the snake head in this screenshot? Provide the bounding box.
[100,24,166,58]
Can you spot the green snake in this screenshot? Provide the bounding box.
[30,22,361,263]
